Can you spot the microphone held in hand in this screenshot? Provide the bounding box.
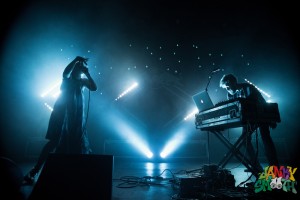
[81,66,89,74]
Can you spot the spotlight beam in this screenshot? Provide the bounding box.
[108,114,153,158]
[160,130,185,158]
[41,80,62,97]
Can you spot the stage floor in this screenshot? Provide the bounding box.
[13,157,298,200]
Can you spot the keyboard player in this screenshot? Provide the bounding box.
[219,74,279,172]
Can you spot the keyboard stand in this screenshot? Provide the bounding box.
[209,126,261,178]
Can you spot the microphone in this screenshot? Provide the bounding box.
[211,68,222,73]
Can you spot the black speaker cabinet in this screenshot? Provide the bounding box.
[0,157,24,196]
[28,153,114,200]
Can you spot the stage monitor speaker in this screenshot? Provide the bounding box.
[0,157,24,196]
[28,153,114,200]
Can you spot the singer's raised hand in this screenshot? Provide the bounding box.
[81,66,89,74]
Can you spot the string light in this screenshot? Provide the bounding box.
[115,82,139,101]
[244,79,271,98]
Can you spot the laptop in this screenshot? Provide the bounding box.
[192,90,214,112]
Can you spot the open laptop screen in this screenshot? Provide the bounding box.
[192,90,214,112]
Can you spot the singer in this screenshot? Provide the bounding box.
[24,56,97,184]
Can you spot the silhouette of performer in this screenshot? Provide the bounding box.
[219,74,279,172]
[24,56,97,184]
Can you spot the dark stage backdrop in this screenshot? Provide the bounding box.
[0,0,299,167]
